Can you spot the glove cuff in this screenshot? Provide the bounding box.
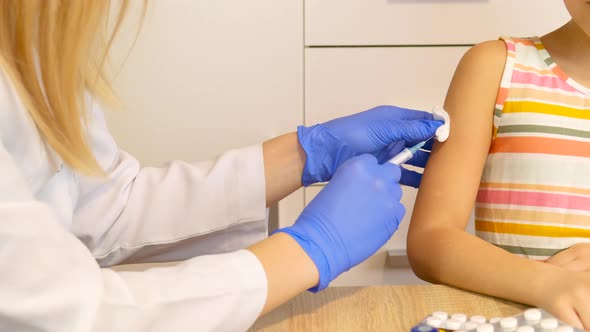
[272,228,332,292]
[297,124,355,186]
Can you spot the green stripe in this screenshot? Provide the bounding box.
[495,244,564,257]
[494,107,503,118]
[544,57,555,66]
[498,125,590,139]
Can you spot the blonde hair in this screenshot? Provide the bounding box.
[0,1,143,175]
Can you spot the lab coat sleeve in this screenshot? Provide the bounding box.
[0,143,268,332]
[72,102,268,266]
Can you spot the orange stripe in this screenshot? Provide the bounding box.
[551,66,573,86]
[507,87,590,105]
[480,182,590,196]
[496,87,509,104]
[490,136,590,158]
[475,220,590,237]
[510,38,536,46]
[513,63,554,76]
[476,207,590,227]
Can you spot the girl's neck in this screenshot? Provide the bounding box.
[541,20,590,87]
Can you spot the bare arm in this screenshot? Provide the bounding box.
[248,233,319,315]
[263,132,306,207]
[407,41,562,307]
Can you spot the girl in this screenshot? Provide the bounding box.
[0,1,441,330]
[408,0,590,329]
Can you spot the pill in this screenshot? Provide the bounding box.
[500,317,518,329]
[489,317,502,324]
[556,326,574,332]
[452,313,468,323]
[446,318,463,330]
[524,308,542,322]
[463,321,480,330]
[477,324,495,332]
[432,311,449,321]
[471,315,487,324]
[540,318,559,330]
[516,326,534,332]
[426,316,443,328]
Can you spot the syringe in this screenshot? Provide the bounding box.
[388,139,429,166]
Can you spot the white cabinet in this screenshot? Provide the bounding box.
[305,47,468,125]
[108,1,306,233]
[108,1,303,165]
[305,0,570,46]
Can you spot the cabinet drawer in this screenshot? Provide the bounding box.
[305,0,569,46]
[305,47,467,125]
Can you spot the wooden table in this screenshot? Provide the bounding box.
[249,285,526,332]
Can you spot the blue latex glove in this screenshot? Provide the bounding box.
[298,105,443,187]
[275,154,405,291]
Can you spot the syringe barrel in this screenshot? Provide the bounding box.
[388,148,413,165]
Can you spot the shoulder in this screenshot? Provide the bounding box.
[456,40,507,77]
[443,40,508,122]
[446,40,507,98]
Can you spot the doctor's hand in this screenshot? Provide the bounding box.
[298,105,442,187]
[276,154,405,291]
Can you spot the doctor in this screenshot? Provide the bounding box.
[0,2,443,332]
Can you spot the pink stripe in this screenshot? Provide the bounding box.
[477,189,590,212]
[512,70,579,93]
[505,41,516,52]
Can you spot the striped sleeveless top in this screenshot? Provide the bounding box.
[475,36,590,261]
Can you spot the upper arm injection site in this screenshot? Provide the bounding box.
[433,106,450,142]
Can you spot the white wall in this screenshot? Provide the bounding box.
[107,1,303,165]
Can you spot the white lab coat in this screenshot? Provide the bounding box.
[0,69,269,331]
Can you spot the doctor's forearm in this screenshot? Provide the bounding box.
[262,132,306,207]
[248,232,319,315]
